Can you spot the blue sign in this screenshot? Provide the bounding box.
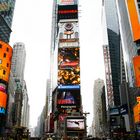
[58,85,80,90]
[0,107,6,114]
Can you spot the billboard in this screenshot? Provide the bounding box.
[126,0,140,41]
[66,118,85,131]
[133,56,140,87]
[0,91,7,109]
[0,41,12,82]
[0,83,6,92]
[58,5,78,21]
[57,0,76,5]
[58,48,79,68]
[57,89,80,109]
[133,103,140,123]
[58,48,80,85]
[59,39,79,48]
[58,21,79,44]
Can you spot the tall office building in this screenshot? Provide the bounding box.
[116,0,140,133]
[0,0,16,43]
[11,42,26,81]
[47,0,85,138]
[103,0,121,107]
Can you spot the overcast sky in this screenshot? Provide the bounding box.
[10,0,105,129]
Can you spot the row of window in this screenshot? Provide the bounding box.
[0,44,10,52]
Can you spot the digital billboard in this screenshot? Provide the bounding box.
[57,89,80,109]
[58,21,79,44]
[58,5,78,21]
[66,118,85,131]
[133,103,140,123]
[59,39,79,48]
[58,48,79,69]
[0,83,6,92]
[133,56,140,87]
[0,91,7,109]
[58,48,80,85]
[126,0,140,41]
[0,41,13,83]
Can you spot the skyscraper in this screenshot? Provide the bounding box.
[11,42,26,81]
[47,0,85,138]
[103,0,121,107]
[0,0,16,43]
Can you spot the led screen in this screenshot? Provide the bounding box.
[133,56,140,87]
[58,48,80,85]
[66,118,85,131]
[57,89,80,109]
[0,91,7,109]
[127,0,140,41]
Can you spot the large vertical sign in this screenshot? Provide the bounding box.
[0,41,12,115]
[133,56,140,87]
[127,0,140,41]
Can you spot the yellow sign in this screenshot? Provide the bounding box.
[126,0,140,41]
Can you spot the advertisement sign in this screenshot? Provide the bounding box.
[57,89,80,109]
[58,85,80,90]
[57,0,76,5]
[0,91,7,109]
[133,103,140,123]
[58,48,80,85]
[126,0,140,41]
[58,5,78,20]
[58,21,79,42]
[0,83,6,92]
[0,41,12,82]
[58,48,79,69]
[0,107,6,114]
[133,56,140,87]
[59,39,79,48]
[66,118,85,131]
[58,69,80,85]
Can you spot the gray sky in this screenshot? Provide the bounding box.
[10,0,105,129]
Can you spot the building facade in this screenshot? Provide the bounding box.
[0,0,16,43]
[93,79,106,138]
[47,0,86,139]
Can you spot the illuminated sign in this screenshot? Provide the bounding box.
[126,0,140,41]
[133,56,140,87]
[57,89,80,109]
[58,10,78,14]
[0,41,12,82]
[66,118,85,131]
[57,0,75,5]
[0,107,6,114]
[133,103,140,123]
[0,91,7,108]
[137,96,140,103]
[58,85,80,89]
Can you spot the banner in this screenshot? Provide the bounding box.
[133,56,140,87]
[126,0,140,41]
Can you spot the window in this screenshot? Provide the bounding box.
[0,44,2,48]
[6,47,9,52]
[3,53,6,58]
[7,63,9,67]
[3,70,6,75]
[0,59,2,64]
